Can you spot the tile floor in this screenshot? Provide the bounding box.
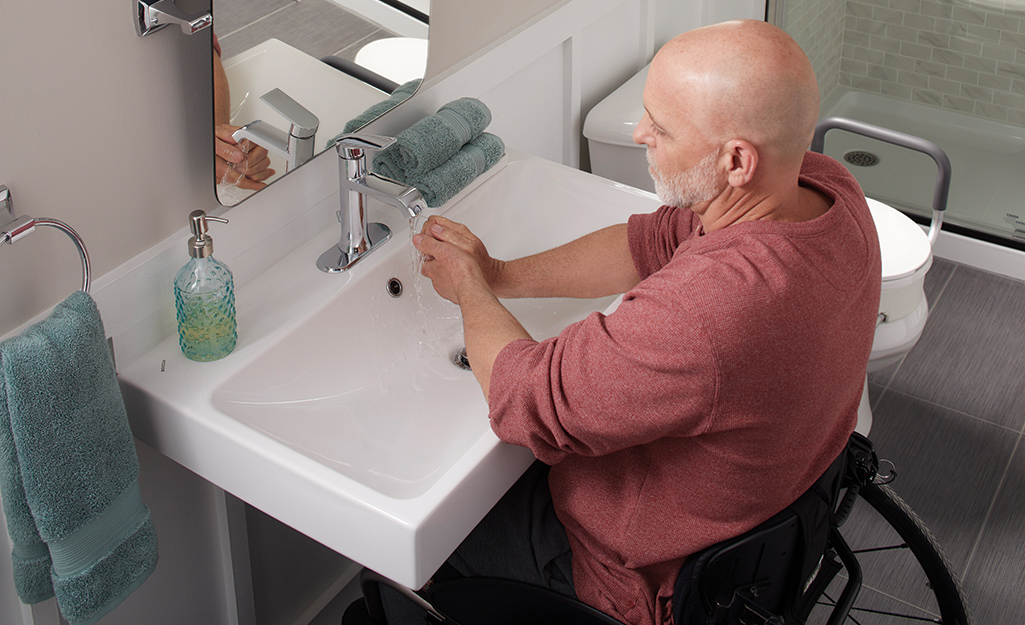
[861,257,1025,623]
[215,0,391,63]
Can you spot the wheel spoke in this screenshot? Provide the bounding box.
[852,543,909,555]
[849,605,941,623]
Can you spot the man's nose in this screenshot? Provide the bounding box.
[633,114,653,146]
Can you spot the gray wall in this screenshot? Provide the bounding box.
[0,0,221,338]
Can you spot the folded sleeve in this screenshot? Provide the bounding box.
[488,278,718,464]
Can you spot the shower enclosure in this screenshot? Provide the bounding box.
[772,0,1025,246]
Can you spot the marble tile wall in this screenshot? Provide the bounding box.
[786,0,848,103]
[840,0,1025,125]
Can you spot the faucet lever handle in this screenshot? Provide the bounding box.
[334,134,397,160]
[260,88,320,138]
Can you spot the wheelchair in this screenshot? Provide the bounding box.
[356,433,972,624]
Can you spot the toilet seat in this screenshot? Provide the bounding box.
[355,38,429,85]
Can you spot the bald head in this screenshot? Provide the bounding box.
[651,20,820,167]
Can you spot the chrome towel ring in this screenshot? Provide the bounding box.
[1,185,92,293]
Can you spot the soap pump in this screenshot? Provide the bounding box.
[174,210,237,361]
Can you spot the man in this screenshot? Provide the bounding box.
[411,19,881,625]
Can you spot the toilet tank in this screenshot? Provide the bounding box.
[583,64,654,193]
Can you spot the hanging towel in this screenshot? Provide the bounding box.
[408,132,506,207]
[373,98,493,180]
[0,290,158,625]
[337,78,423,137]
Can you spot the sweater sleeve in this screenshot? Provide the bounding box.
[628,205,700,278]
[488,274,718,465]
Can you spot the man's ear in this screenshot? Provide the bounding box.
[721,139,758,188]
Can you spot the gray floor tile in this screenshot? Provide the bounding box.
[923,256,957,305]
[866,259,956,388]
[887,266,1025,430]
[868,361,900,387]
[962,440,1025,623]
[868,381,886,409]
[219,0,381,61]
[214,0,293,37]
[328,29,393,62]
[866,390,1016,574]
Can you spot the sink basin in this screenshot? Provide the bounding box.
[119,152,661,587]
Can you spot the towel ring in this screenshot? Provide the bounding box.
[1,185,92,293]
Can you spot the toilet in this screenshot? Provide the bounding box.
[354,37,429,86]
[584,66,936,435]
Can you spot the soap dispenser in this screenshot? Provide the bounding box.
[174,210,237,361]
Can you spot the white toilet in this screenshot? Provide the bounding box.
[583,66,937,435]
[355,37,429,85]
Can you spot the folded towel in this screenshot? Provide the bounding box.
[373,98,493,180]
[0,291,158,625]
[338,78,422,137]
[408,132,506,207]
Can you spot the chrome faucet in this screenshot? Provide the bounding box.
[317,134,426,273]
[232,89,320,173]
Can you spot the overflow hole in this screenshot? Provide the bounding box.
[387,278,403,298]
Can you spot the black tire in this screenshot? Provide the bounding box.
[854,483,972,624]
[813,483,972,624]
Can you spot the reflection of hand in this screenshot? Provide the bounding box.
[413,216,501,304]
[215,124,275,190]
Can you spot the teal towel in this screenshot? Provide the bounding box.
[337,78,422,137]
[373,98,493,180]
[0,291,158,625]
[408,132,506,207]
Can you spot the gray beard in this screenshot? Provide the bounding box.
[647,148,722,208]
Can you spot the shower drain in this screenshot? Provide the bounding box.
[843,150,880,167]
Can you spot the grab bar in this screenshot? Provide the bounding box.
[1,185,92,293]
[811,117,951,247]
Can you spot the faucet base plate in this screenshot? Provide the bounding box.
[317,222,392,273]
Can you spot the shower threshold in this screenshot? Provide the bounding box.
[819,88,1025,247]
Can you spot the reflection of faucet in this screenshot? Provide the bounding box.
[232,89,320,173]
[317,135,426,273]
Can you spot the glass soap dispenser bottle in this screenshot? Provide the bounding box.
[174,210,237,361]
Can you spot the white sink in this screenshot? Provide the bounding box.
[119,152,660,587]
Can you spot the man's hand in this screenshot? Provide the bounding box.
[413,217,531,399]
[413,216,503,303]
[215,124,275,190]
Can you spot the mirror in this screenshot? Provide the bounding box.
[213,0,430,206]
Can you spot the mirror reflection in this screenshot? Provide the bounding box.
[213,0,430,206]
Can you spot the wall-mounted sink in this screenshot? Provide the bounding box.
[119,152,660,587]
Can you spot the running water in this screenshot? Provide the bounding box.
[408,216,464,374]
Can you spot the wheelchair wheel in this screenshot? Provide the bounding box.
[810,482,972,624]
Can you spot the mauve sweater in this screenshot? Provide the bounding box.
[488,152,881,625]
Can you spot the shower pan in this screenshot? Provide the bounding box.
[775,0,1025,246]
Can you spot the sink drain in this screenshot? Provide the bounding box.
[844,150,880,167]
[452,347,472,371]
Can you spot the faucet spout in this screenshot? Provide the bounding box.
[316,134,425,273]
[363,173,426,219]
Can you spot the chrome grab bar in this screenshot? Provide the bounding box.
[1,185,92,293]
